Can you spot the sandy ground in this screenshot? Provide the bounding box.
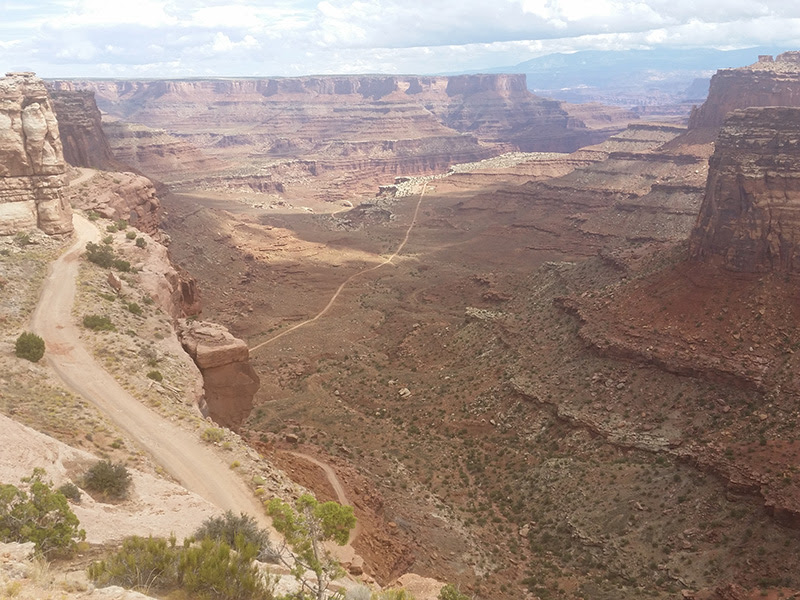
[0,413,219,544]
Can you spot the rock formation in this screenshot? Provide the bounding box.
[690,106,800,272]
[49,75,627,200]
[0,72,72,235]
[178,320,260,430]
[48,88,122,170]
[688,51,800,134]
[66,170,162,236]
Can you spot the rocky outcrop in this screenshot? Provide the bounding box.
[178,320,260,430]
[688,51,800,133]
[690,106,800,272]
[0,72,72,235]
[48,88,121,170]
[66,170,162,235]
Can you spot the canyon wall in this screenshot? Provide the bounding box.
[50,74,626,192]
[688,51,800,133]
[0,72,72,235]
[49,88,121,170]
[690,106,800,272]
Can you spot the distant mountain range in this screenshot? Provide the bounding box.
[464,47,793,107]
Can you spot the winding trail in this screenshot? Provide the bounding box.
[30,213,270,527]
[250,182,428,353]
[285,451,362,545]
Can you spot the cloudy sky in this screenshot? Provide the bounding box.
[2,0,800,78]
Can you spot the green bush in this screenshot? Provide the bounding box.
[85,242,115,268]
[106,224,118,233]
[15,332,45,362]
[113,258,131,272]
[115,219,128,230]
[14,231,31,247]
[147,370,163,382]
[126,302,143,316]
[193,511,277,563]
[88,535,274,600]
[438,584,470,600]
[83,460,131,500]
[201,428,225,443]
[125,230,137,240]
[0,469,85,556]
[88,535,179,593]
[102,235,114,245]
[135,237,147,248]
[83,314,115,331]
[57,482,82,503]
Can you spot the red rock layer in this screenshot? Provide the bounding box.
[688,51,800,133]
[690,106,800,272]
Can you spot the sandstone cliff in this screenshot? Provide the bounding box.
[48,88,122,170]
[178,320,260,431]
[50,74,626,197]
[0,72,72,235]
[690,106,800,272]
[688,51,800,134]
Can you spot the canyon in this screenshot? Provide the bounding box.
[3,52,800,600]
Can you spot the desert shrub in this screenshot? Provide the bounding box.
[125,230,137,240]
[147,370,163,382]
[85,242,115,268]
[15,332,45,362]
[112,258,131,272]
[83,314,115,331]
[0,469,85,556]
[179,537,273,600]
[88,535,179,593]
[14,231,31,247]
[83,460,131,500]
[106,224,118,233]
[57,482,82,503]
[193,511,277,563]
[142,295,154,305]
[115,219,128,230]
[88,535,274,600]
[126,302,143,316]
[102,235,114,245]
[87,210,99,221]
[375,590,415,600]
[201,428,225,443]
[438,584,470,600]
[135,236,147,248]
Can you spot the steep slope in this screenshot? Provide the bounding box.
[690,106,800,272]
[688,51,800,138]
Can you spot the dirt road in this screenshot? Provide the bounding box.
[30,213,270,526]
[250,182,428,353]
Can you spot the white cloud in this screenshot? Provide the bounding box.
[1,0,799,77]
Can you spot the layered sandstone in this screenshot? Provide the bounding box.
[0,72,72,235]
[178,320,260,430]
[48,88,121,170]
[50,75,625,196]
[690,106,800,272]
[688,51,800,134]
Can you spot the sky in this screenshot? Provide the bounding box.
[2,0,800,78]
